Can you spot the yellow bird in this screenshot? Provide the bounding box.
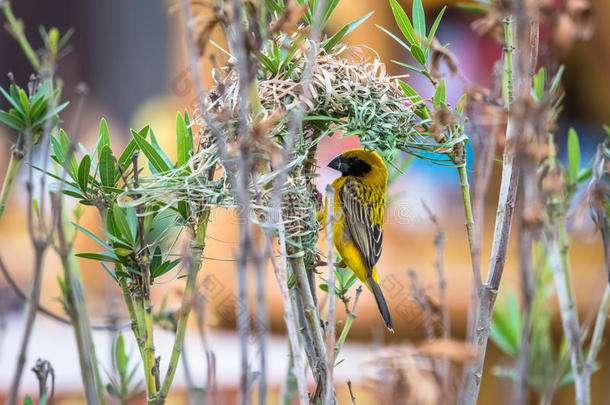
[325,148,393,331]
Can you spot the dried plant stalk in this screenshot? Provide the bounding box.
[461,16,522,404]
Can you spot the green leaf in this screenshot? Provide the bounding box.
[411,45,427,65]
[532,67,546,101]
[106,382,119,397]
[389,0,417,45]
[490,291,521,357]
[176,112,191,167]
[117,140,137,172]
[184,110,193,139]
[321,0,341,28]
[455,93,467,116]
[259,52,278,76]
[29,96,48,120]
[376,25,411,51]
[398,79,422,102]
[101,263,118,282]
[412,0,426,41]
[76,251,122,264]
[322,11,374,52]
[177,200,190,220]
[456,2,486,12]
[398,79,430,119]
[0,85,25,116]
[125,207,138,243]
[113,206,134,245]
[18,89,29,115]
[550,65,565,94]
[0,110,25,131]
[149,129,174,170]
[343,273,358,290]
[114,247,133,257]
[567,127,580,181]
[33,101,69,127]
[51,134,66,165]
[77,154,91,193]
[118,125,149,170]
[60,129,79,180]
[72,222,110,250]
[150,246,162,272]
[426,6,446,52]
[99,146,117,188]
[23,396,35,405]
[151,259,181,279]
[264,0,284,16]
[577,167,592,184]
[433,79,446,106]
[131,128,171,173]
[115,332,127,378]
[98,118,110,161]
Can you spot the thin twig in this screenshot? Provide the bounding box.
[158,211,209,403]
[407,269,436,342]
[325,184,337,405]
[513,200,534,405]
[131,151,158,403]
[465,86,497,346]
[334,286,362,358]
[421,200,450,395]
[460,15,524,404]
[52,194,105,404]
[0,1,41,71]
[586,283,610,370]
[7,71,58,403]
[254,246,269,405]
[347,380,356,405]
[265,233,309,405]
[546,220,590,405]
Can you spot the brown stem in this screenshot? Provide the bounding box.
[7,244,47,405]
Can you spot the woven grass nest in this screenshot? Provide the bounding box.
[120,38,462,255]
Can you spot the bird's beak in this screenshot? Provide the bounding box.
[328,154,349,174]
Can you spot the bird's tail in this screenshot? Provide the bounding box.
[367,276,394,332]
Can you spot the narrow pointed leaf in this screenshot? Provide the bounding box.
[72,222,110,250]
[433,79,446,105]
[113,206,134,245]
[412,0,426,41]
[77,154,91,192]
[76,251,122,264]
[119,126,149,170]
[322,11,374,52]
[411,45,427,65]
[149,129,174,169]
[98,118,110,161]
[426,6,446,51]
[568,128,580,181]
[389,0,417,45]
[131,129,171,173]
[376,24,411,51]
[176,112,190,167]
[99,146,117,187]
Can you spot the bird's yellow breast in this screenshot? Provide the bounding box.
[331,176,382,284]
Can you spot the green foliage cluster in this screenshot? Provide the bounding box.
[105,333,143,403]
[41,115,199,285]
[0,81,67,141]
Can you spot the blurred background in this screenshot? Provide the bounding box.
[0,0,609,403]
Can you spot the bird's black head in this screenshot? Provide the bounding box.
[327,154,372,177]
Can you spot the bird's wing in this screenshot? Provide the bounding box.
[339,179,384,272]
